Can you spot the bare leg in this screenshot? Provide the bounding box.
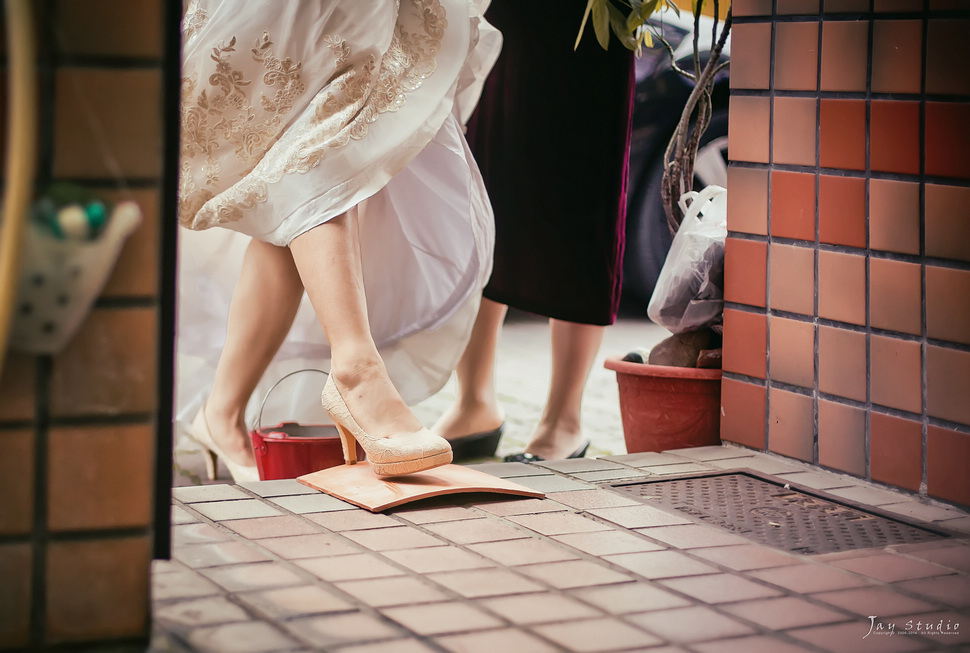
[205,238,304,466]
[289,210,423,437]
[522,319,604,459]
[433,297,507,440]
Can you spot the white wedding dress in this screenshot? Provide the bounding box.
[175,0,501,431]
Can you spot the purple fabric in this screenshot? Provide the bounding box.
[467,0,635,325]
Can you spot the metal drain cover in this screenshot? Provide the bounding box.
[611,472,948,555]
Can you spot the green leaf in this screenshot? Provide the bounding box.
[639,0,661,20]
[608,5,639,50]
[592,0,611,50]
[574,0,595,51]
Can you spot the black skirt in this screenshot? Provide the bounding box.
[468,0,635,325]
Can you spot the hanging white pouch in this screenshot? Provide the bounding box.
[9,201,141,353]
[647,185,727,334]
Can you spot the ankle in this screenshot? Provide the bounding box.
[330,357,386,389]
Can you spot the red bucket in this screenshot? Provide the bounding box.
[249,422,364,480]
[247,369,364,480]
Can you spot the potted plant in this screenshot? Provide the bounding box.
[580,0,732,453]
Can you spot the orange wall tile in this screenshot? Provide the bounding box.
[926,20,970,95]
[825,0,870,10]
[733,0,773,15]
[870,335,923,414]
[727,166,768,235]
[927,426,970,505]
[925,102,970,180]
[818,175,866,248]
[53,69,163,179]
[925,184,970,263]
[769,316,815,389]
[722,309,768,379]
[870,258,922,336]
[54,0,163,58]
[819,99,866,172]
[770,171,816,241]
[926,266,970,345]
[871,101,920,176]
[778,0,820,13]
[768,387,815,462]
[773,97,817,166]
[820,21,869,92]
[870,412,923,491]
[720,378,767,449]
[818,399,866,476]
[818,250,866,326]
[870,179,920,256]
[818,325,867,402]
[48,425,154,532]
[926,346,970,425]
[871,20,923,94]
[769,243,815,316]
[729,96,771,164]
[50,308,157,417]
[724,238,767,307]
[0,544,32,649]
[46,537,151,643]
[0,352,35,421]
[0,430,34,536]
[729,23,772,90]
[774,22,820,91]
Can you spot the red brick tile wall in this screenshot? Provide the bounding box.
[0,0,174,648]
[723,1,970,507]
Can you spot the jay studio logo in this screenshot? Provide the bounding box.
[864,616,961,639]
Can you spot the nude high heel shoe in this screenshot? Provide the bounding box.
[187,404,260,483]
[321,374,453,476]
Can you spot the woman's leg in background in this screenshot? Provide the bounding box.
[523,319,604,459]
[204,238,305,466]
[433,297,507,440]
[289,210,423,437]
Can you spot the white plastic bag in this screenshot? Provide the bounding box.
[647,185,727,334]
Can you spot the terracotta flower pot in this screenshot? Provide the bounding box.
[604,356,722,453]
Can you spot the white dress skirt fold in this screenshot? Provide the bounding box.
[175,0,501,431]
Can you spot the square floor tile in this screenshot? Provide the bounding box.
[626,606,755,643]
[660,573,784,603]
[519,560,632,589]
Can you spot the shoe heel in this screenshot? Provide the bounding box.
[334,423,358,465]
[203,448,218,480]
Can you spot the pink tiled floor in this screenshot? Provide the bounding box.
[154,448,970,652]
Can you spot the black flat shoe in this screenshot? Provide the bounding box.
[503,440,590,463]
[447,423,504,461]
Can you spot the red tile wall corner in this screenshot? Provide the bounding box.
[725,4,970,505]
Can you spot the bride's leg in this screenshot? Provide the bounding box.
[288,210,423,437]
[205,238,304,466]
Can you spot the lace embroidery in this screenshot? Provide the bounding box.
[182,0,208,42]
[179,30,306,226]
[180,0,448,230]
